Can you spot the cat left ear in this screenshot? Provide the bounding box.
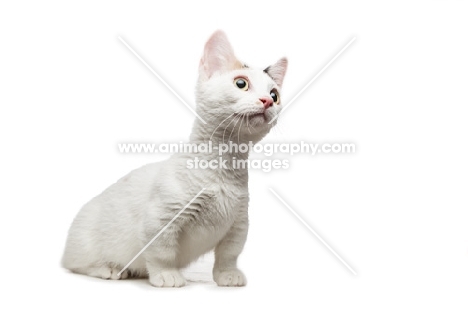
[199,30,242,79]
[264,57,288,88]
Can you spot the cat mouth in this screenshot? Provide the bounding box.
[233,112,268,125]
[248,112,266,120]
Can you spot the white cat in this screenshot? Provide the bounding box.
[62,30,287,287]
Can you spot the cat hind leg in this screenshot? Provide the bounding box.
[69,264,129,280]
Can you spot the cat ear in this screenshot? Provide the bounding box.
[199,30,242,79]
[264,57,288,88]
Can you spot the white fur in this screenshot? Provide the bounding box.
[62,30,287,287]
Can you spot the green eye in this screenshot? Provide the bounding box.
[234,78,249,91]
[270,90,279,104]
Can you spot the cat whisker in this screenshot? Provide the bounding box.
[209,112,235,143]
[246,113,253,134]
[228,115,242,144]
[237,114,244,146]
[222,114,239,145]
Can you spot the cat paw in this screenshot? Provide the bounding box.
[213,269,246,287]
[149,270,186,288]
[77,266,128,280]
[110,268,128,280]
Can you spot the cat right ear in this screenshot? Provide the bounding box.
[199,30,241,79]
[264,57,288,88]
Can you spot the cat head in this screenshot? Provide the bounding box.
[195,30,287,144]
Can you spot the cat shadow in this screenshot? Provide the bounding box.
[64,267,247,290]
[63,253,245,289]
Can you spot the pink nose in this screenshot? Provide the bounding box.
[259,97,273,109]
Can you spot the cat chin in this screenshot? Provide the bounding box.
[249,112,278,128]
[248,114,268,126]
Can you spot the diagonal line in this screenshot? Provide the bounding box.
[268,188,357,275]
[117,188,206,276]
[118,36,207,125]
[269,37,356,124]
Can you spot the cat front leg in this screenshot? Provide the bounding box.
[143,222,186,288]
[213,204,248,287]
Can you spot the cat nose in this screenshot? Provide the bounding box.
[259,97,273,109]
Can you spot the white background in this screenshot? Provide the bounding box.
[1,1,467,310]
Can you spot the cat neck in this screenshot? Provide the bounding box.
[185,119,250,175]
[189,119,254,160]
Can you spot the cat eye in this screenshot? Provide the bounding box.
[270,90,279,104]
[234,78,249,91]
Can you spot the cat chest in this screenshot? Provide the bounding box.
[195,188,245,227]
[177,190,244,257]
